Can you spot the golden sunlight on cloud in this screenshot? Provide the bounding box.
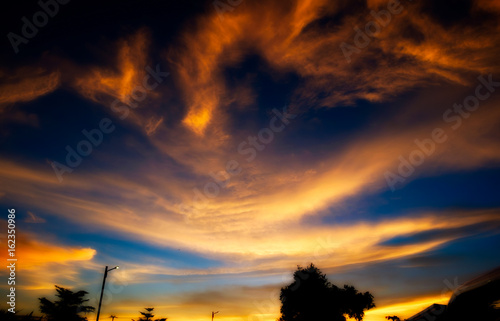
[389,12,500,81]
[363,294,450,321]
[0,230,95,269]
[0,30,153,133]
[2,155,497,275]
[171,0,330,135]
[1,96,500,272]
[74,29,149,105]
[0,228,96,293]
[172,21,232,135]
[170,0,500,137]
[167,96,500,234]
[21,245,95,269]
[0,69,60,106]
[113,209,496,280]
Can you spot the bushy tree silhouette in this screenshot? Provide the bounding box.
[39,285,95,321]
[279,264,375,321]
[133,307,167,321]
[385,316,401,321]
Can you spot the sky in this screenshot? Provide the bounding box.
[0,0,500,321]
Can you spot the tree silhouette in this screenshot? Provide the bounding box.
[385,316,401,321]
[39,285,95,321]
[279,264,375,321]
[133,307,167,321]
[110,315,118,321]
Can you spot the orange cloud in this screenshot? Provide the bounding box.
[1,94,500,271]
[170,0,332,135]
[0,30,157,136]
[0,226,96,296]
[1,153,498,272]
[0,69,60,106]
[0,229,95,269]
[169,0,500,138]
[74,29,150,105]
[363,293,450,321]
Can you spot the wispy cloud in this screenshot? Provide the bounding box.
[25,211,46,223]
[0,69,60,106]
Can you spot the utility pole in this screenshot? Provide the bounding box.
[96,266,119,321]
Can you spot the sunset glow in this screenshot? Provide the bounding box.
[1,1,499,321]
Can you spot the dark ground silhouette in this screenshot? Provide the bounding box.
[132,307,167,321]
[278,263,375,321]
[39,285,95,321]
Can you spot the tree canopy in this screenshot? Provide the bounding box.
[279,264,375,321]
[39,285,95,321]
[133,307,167,321]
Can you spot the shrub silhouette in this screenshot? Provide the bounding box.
[279,264,375,321]
[39,285,95,321]
[133,307,167,321]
